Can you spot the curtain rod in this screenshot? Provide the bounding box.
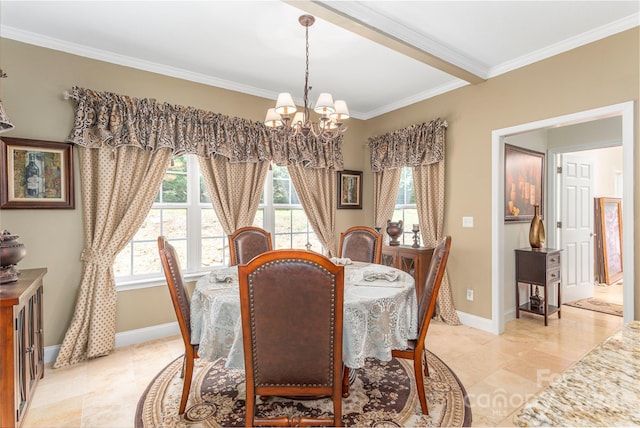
[62,90,78,100]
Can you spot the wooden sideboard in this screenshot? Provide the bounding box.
[381,245,434,300]
[0,268,47,428]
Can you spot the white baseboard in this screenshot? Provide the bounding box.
[44,322,180,365]
[114,321,180,348]
[455,310,496,334]
[504,307,517,323]
[44,311,512,365]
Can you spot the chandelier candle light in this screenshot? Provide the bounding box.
[264,14,349,142]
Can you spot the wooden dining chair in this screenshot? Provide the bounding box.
[238,249,345,427]
[228,226,273,266]
[157,236,199,415]
[338,226,382,264]
[392,235,451,415]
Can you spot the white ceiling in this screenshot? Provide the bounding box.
[1,1,638,120]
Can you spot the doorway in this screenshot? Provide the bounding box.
[490,101,634,334]
[553,145,624,305]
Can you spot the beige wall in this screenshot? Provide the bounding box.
[0,27,638,348]
[364,28,639,320]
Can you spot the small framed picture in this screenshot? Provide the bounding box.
[337,170,362,210]
[504,144,544,222]
[1,137,75,209]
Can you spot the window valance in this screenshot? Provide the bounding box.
[368,118,447,172]
[65,86,344,170]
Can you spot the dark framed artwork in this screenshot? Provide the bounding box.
[0,137,75,209]
[337,170,362,209]
[504,144,544,222]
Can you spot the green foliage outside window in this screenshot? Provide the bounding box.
[396,167,416,205]
[272,165,300,204]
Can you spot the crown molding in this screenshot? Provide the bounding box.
[488,13,639,77]
[360,80,469,120]
[2,26,277,99]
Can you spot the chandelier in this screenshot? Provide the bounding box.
[0,69,15,133]
[264,14,349,142]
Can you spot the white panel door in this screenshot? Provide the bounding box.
[561,153,594,302]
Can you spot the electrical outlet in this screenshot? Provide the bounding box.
[466,289,474,301]
[462,216,474,228]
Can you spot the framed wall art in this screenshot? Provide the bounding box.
[337,170,362,209]
[504,144,545,222]
[1,137,75,209]
[594,197,623,285]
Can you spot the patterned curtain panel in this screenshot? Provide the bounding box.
[368,118,446,172]
[367,118,460,326]
[199,156,270,235]
[66,86,344,170]
[287,164,338,257]
[373,169,402,242]
[53,146,172,368]
[413,164,461,325]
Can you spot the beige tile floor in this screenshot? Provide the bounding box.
[24,286,624,427]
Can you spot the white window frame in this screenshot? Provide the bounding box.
[115,155,220,291]
[393,167,418,245]
[115,160,321,291]
[258,165,322,253]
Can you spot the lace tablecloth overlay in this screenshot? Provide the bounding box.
[191,261,418,369]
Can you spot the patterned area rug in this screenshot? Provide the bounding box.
[136,352,471,427]
[564,298,623,317]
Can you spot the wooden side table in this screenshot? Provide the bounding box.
[381,245,434,301]
[515,248,561,326]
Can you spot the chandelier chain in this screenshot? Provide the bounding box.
[303,24,310,122]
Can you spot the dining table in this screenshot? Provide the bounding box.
[190,260,418,371]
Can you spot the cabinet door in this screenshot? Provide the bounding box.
[15,306,27,425]
[34,287,44,381]
[27,290,41,389]
[381,248,397,268]
[397,252,417,277]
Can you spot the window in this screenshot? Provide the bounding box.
[256,164,323,253]
[114,158,320,289]
[393,167,419,245]
[114,155,228,288]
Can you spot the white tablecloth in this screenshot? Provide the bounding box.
[191,261,418,369]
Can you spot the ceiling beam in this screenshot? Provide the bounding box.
[284,0,485,85]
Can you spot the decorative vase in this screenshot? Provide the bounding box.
[529,204,545,249]
[386,219,403,246]
[0,230,27,284]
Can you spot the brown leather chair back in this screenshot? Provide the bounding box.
[417,236,452,341]
[158,236,192,346]
[387,235,451,415]
[338,226,382,263]
[157,236,199,414]
[238,249,344,427]
[229,226,273,266]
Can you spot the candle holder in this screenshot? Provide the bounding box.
[411,224,420,248]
